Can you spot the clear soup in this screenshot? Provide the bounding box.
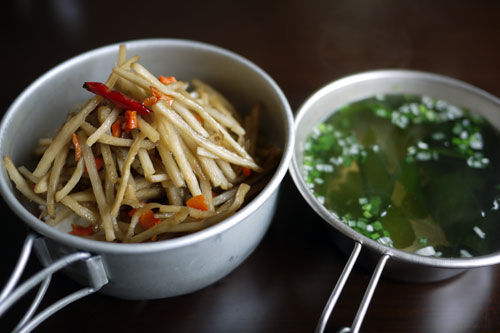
[304,94,500,258]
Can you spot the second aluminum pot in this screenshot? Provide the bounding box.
[289,70,500,332]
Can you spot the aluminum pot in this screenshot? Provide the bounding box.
[289,70,500,332]
[0,39,294,330]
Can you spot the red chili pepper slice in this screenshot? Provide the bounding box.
[142,96,158,107]
[72,133,81,162]
[186,194,209,211]
[111,120,122,137]
[150,86,174,106]
[139,209,161,230]
[194,113,203,124]
[124,110,138,132]
[242,167,252,177]
[159,75,177,85]
[69,224,94,236]
[84,156,104,173]
[83,82,151,115]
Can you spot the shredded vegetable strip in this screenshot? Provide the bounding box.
[129,208,189,243]
[33,171,50,194]
[160,118,201,196]
[125,202,162,241]
[216,159,237,182]
[182,133,229,189]
[80,121,156,149]
[86,107,120,146]
[79,131,116,241]
[100,142,118,184]
[4,157,45,205]
[46,206,73,227]
[137,116,160,142]
[60,195,98,223]
[18,166,40,184]
[157,128,186,188]
[111,131,146,217]
[47,142,70,217]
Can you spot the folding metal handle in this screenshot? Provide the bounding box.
[316,242,391,333]
[0,232,108,333]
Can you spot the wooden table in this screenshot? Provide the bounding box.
[2,1,500,332]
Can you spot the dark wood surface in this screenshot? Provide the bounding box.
[2,1,500,332]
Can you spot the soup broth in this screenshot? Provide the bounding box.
[304,94,500,258]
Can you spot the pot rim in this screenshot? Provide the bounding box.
[0,38,295,255]
[289,69,500,269]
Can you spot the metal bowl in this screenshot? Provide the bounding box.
[289,70,500,332]
[0,39,294,302]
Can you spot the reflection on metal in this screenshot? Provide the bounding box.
[0,233,108,333]
[315,243,391,333]
[315,242,362,333]
[0,233,37,302]
[351,254,390,333]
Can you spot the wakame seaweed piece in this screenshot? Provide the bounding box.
[325,162,365,217]
[392,160,420,197]
[422,169,485,250]
[358,107,417,170]
[380,204,415,248]
[389,160,429,219]
[358,149,394,201]
[400,194,428,220]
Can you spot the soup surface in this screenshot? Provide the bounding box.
[303,94,500,258]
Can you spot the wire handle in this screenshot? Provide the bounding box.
[315,242,390,333]
[0,232,108,333]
